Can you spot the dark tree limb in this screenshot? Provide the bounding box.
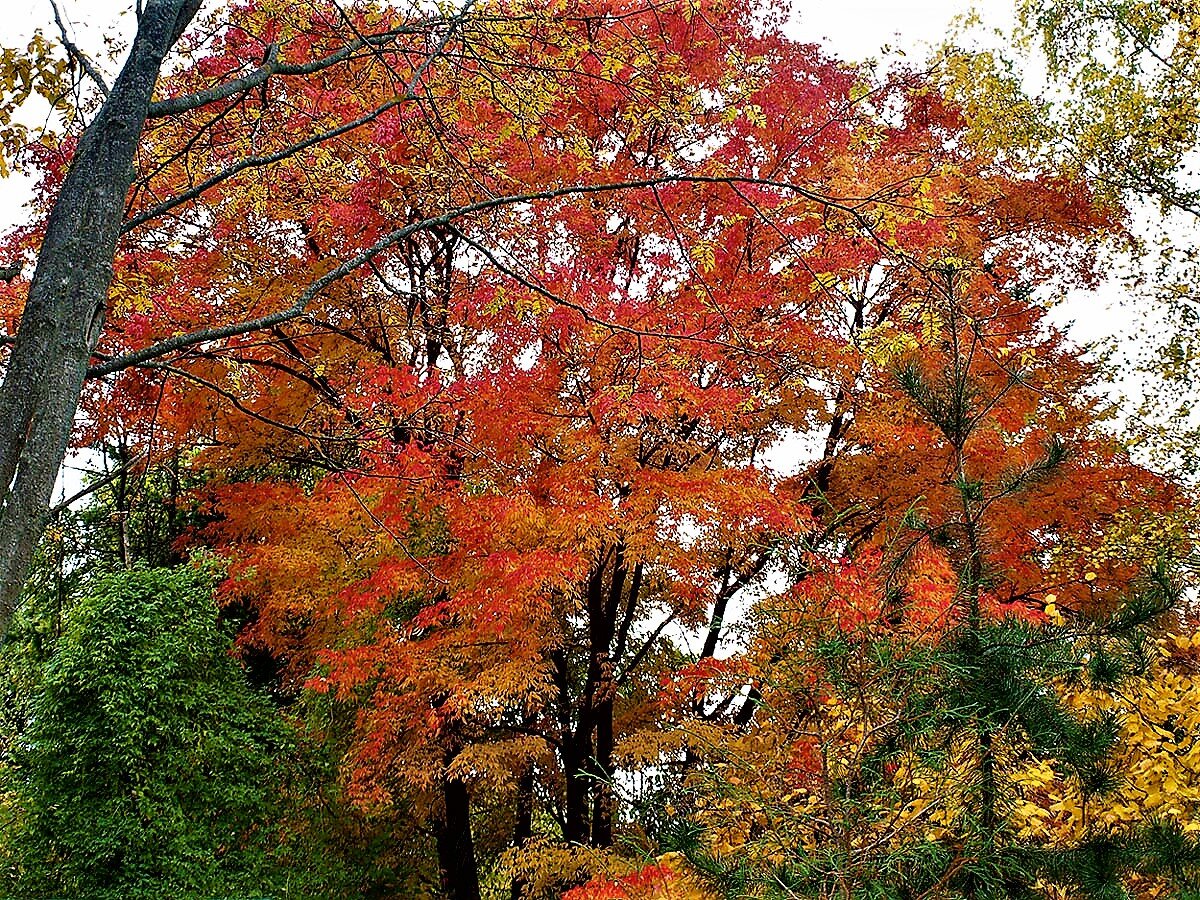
[49,0,112,96]
[144,22,440,119]
[0,0,203,629]
[47,453,145,518]
[90,173,867,379]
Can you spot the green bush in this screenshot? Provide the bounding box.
[0,563,291,899]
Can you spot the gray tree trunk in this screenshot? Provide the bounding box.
[0,0,202,631]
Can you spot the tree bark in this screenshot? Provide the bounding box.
[590,685,614,848]
[590,545,625,848]
[0,0,202,628]
[510,763,534,900]
[437,775,482,900]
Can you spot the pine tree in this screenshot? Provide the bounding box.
[670,263,1199,899]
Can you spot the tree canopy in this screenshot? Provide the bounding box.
[0,0,1196,898]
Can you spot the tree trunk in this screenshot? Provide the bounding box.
[562,720,593,845]
[590,686,614,847]
[0,0,202,629]
[437,776,482,900]
[510,763,534,900]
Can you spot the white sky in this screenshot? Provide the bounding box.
[795,1,989,56]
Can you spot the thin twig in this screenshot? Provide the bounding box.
[50,0,111,95]
[48,453,144,516]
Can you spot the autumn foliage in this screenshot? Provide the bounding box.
[0,0,1197,898]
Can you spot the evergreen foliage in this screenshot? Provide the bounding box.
[668,274,1198,899]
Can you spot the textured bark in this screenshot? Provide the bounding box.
[0,0,202,628]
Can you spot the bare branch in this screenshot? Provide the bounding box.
[125,95,407,231]
[126,0,474,231]
[50,0,111,96]
[48,453,144,516]
[448,225,770,360]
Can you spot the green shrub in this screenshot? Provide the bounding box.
[0,563,291,899]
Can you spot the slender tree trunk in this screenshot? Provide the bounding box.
[437,775,482,900]
[588,545,626,846]
[114,441,132,568]
[563,711,594,845]
[510,763,535,900]
[942,267,998,895]
[590,684,614,847]
[0,0,202,629]
[563,556,607,845]
[556,545,629,848]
